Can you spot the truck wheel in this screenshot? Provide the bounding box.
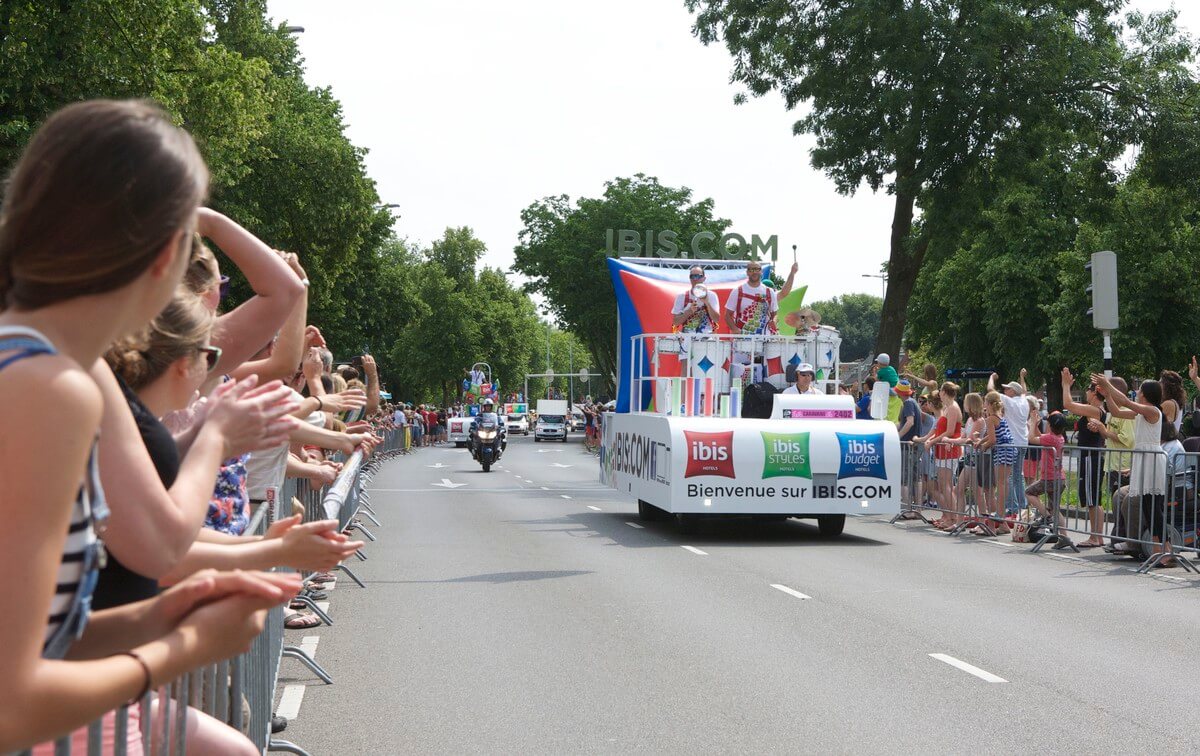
[454,442,464,448]
[638,500,666,522]
[561,436,567,443]
[817,514,846,538]
[535,436,541,442]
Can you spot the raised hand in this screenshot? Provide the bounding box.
[278,520,364,571]
[301,346,324,382]
[321,388,367,413]
[1061,367,1074,387]
[204,377,299,456]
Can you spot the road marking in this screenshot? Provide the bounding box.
[770,584,812,600]
[316,601,330,614]
[626,522,644,529]
[978,540,1017,549]
[299,635,320,658]
[425,463,448,468]
[681,545,708,555]
[587,505,601,511]
[551,463,573,468]
[561,495,573,499]
[929,653,1007,683]
[432,478,467,489]
[536,449,564,453]
[525,480,535,484]
[541,486,549,490]
[276,685,306,720]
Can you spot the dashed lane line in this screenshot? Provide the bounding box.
[929,653,1007,683]
[770,584,812,600]
[681,545,708,556]
[587,506,601,511]
[626,522,645,529]
[276,685,306,721]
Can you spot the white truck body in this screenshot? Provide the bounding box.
[448,416,472,446]
[601,394,900,518]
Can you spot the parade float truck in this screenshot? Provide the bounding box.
[598,257,901,535]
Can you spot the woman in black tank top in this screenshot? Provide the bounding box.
[1061,368,1108,548]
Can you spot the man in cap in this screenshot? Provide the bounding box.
[989,370,1030,514]
[895,381,923,508]
[874,353,899,388]
[782,362,821,395]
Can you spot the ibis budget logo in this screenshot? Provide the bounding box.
[760,431,811,479]
[836,432,886,480]
[684,430,736,478]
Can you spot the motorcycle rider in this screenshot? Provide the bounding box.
[470,397,507,459]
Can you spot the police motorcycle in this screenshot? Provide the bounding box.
[470,399,506,472]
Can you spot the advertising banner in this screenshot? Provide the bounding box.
[604,414,899,515]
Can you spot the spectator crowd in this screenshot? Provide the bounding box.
[0,99,413,753]
[848,351,1199,565]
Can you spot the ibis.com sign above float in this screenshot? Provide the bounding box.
[606,229,779,261]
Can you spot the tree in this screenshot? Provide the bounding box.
[685,0,1157,361]
[1046,177,1200,381]
[807,294,881,363]
[513,174,730,388]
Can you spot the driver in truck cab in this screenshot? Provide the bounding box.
[470,398,506,454]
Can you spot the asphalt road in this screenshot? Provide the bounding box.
[281,431,1200,755]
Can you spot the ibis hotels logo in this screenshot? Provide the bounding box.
[760,431,811,479]
[836,432,886,480]
[683,430,735,478]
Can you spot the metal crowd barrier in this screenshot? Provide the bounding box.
[27,429,405,755]
[893,437,1200,574]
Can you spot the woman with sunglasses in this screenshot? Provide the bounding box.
[0,99,301,752]
[188,209,307,385]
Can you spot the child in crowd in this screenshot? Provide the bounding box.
[1026,412,1070,549]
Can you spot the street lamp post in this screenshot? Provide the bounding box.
[284,25,305,34]
[862,272,887,300]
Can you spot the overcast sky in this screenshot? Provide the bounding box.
[266,0,1195,305]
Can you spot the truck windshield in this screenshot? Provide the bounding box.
[540,415,564,424]
[507,415,524,422]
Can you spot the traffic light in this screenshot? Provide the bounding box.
[1085,251,1119,330]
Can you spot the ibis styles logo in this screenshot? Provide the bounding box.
[684,430,735,478]
[760,431,811,479]
[836,432,886,480]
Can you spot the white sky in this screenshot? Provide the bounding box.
[266,0,1195,305]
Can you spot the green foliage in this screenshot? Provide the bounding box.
[684,0,1176,359]
[513,174,730,390]
[904,10,1199,384]
[386,227,594,405]
[807,294,881,363]
[1046,178,1200,381]
[0,1,601,407]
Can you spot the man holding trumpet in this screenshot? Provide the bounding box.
[671,265,721,333]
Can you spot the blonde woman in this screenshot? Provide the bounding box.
[977,391,1014,535]
[950,393,991,529]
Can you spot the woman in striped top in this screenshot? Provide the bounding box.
[0,99,300,753]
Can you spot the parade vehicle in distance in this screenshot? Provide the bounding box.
[534,399,569,442]
[506,413,530,435]
[449,416,472,447]
[598,257,901,535]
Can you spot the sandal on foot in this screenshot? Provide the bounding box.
[285,612,321,630]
